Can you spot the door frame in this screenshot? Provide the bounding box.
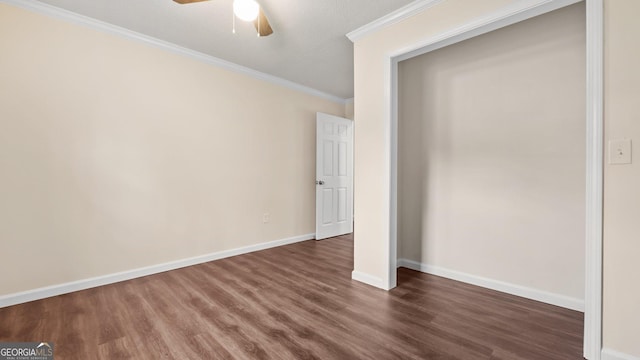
[383,0,602,358]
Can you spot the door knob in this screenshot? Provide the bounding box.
[316,180,325,185]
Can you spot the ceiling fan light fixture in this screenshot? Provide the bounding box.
[233,0,259,22]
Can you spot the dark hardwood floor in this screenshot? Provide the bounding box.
[0,233,583,359]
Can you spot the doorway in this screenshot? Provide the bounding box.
[384,1,603,358]
[397,3,586,310]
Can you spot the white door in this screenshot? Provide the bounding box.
[315,112,353,240]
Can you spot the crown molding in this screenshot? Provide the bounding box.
[0,0,348,105]
[389,0,582,62]
[346,0,444,42]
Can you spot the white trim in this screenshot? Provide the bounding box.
[346,0,444,42]
[393,0,582,62]
[351,271,387,290]
[387,56,398,290]
[0,233,315,308]
[602,349,640,360]
[585,1,604,359]
[398,259,585,312]
[0,0,347,105]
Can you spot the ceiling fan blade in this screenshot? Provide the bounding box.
[253,8,273,37]
[173,0,210,4]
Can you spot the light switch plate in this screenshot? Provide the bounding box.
[609,139,632,165]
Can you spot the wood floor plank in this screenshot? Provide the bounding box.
[0,234,584,359]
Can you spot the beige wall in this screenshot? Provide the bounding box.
[354,0,640,357]
[0,3,344,296]
[603,0,640,357]
[398,3,585,301]
[353,0,518,289]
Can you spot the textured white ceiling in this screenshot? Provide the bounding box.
[32,0,416,99]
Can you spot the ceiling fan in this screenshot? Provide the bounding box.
[173,0,273,37]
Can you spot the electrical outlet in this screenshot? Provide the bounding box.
[263,213,270,224]
[609,139,632,165]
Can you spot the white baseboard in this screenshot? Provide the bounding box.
[397,258,584,312]
[0,233,315,308]
[602,348,640,360]
[351,271,386,289]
